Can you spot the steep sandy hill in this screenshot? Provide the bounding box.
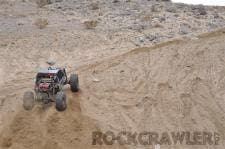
[1,29,225,149]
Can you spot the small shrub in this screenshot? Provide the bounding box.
[84,20,98,29]
[141,14,153,22]
[34,18,48,29]
[90,2,99,10]
[36,0,51,7]
[151,5,158,12]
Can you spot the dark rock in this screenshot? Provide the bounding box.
[145,34,157,41]
[166,6,176,13]
[17,22,24,26]
[192,5,207,15]
[159,17,166,22]
[36,0,62,7]
[46,60,55,66]
[112,0,119,3]
[57,5,62,9]
[213,13,220,19]
[129,24,145,32]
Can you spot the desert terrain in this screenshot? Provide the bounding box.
[0,0,225,149]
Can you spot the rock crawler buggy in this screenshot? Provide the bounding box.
[23,66,79,111]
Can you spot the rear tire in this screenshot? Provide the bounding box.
[55,91,66,111]
[23,91,35,110]
[70,74,79,92]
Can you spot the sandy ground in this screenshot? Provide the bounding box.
[1,0,225,149]
[1,28,225,149]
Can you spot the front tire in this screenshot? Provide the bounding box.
[55,91,67,111]
[23,91,35,110]
[70,74,79,92]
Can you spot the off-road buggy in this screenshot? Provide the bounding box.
[23,66,79,111]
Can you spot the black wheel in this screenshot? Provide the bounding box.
[70,74,79,92]
[55,91,67,111]
[23,91,35,110]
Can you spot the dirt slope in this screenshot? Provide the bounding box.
[79,29,225,146]
[1,1,225,149]
[0,88,125,149]
[0,29,225,149]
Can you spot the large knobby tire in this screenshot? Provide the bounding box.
[70,74,79,92]
[55,91,67,111]
[23,91,35,110]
